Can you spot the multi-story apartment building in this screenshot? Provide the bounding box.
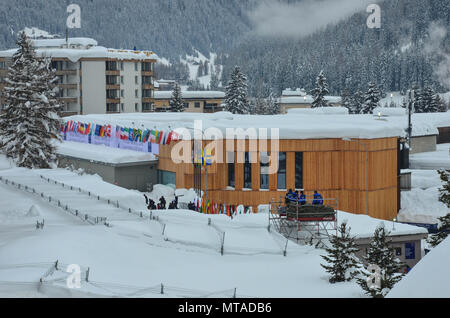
[0,38,157,116]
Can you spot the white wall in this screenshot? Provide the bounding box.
[82,61,106,114]
[121,61,141,113]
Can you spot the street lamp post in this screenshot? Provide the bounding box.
[342,138,369,216]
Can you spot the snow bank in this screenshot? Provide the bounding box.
[388,236,450,298]
[56,141,157,164]
[287,107,349,115]
[410,143,450,170]
[398,169,450,224]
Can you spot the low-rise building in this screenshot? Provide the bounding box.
[0,37,158,116]
[153,90,225,113]
[279,88,342,114]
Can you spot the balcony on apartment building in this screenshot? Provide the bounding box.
[141,62,154,76]
[52,60,78,76]
[106,61,120,75]
[106,89,120,105]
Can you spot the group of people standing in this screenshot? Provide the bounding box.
[285,189,324,205]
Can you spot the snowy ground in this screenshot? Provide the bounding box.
[410,143,450,170]
[0,154,431,298]
[398,169,449,224]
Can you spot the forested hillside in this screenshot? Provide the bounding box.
[222,0,450,96]
[0,0,254,59]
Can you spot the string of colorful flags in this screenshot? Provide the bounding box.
[60,120,180,155]
[191,197,253,216]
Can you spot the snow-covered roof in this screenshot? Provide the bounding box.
[287,107,349,115]
[282,88,307,97]
[280,95,342,104]
[337,211,428,239]
[388,237,450,298]
[56,141,157,164]
[154,91,225,100]
[0,37,158,63]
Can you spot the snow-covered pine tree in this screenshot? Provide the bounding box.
[252,97,268,115]
[357,225,405,298]
[361,82,381,114]
[411,83,423,113]
[0,32,62,169]
[431,93,446,113]
[438,170,450,208]
[169,84,185,112]
[210,69,220,91]
[349,90,364,114]
[224,66,251,114]
[311,70,329,108]
[321,221,361,283]
[421,86,435,113]
[427,213,450,248]
[267,91,280,115]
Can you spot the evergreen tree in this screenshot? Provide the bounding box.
[438,170,450,208]
[341,88,352,113]
[361,82,381,114]
[169,84,185,112]
[421,86,435,112]
[349,90,365,114]
[210,68,220,91]
[311,70,329,108]
[411,83,423,113]
[0,32,62,169]
[267,91,280,115]
[321,222,361,283]
[431,93,446,112]
[224,66,251,114]
[427,213,450,248]
[357,225,405,298]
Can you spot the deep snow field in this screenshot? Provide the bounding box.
[0,154,435,298]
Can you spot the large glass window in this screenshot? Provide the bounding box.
[244,152,252,189]
[295,152,303,189]
[158,170,176,188]
[227,152,235,188]
[277,152,286,190]
[260,152,269,190]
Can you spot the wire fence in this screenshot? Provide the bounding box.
[38,174,166,229]
[0,261,253,298]
[0,176,106,226]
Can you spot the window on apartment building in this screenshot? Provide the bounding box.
[106,75,118,85]
[135,76,138,85]
[194,102,201,108]
[120,103,124,112]
[121,90,124,98]
[106,103,118,113]
[244,152,252,189]
[135,89,139,98]
[142,103,152,112]
[106,61,118,71]
[134,62,138,71]
[277,152,287,190]
[260,152,270,190]
[120,62,124,71]
[227,152,235,188]
[51,61,63,71]
[142,62,152,72]
[142,76,152,85]
[120,76,124,84]
[0,61,6,69]
[183,102,189,108]
[142,89,152,98]
[135,103,139,112]
[295,152,303,189]
[106,89,118,99]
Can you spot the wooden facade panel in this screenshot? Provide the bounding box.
[156,137,399,220]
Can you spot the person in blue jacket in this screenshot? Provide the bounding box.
[298,191,307,206]
[312,190,324,205]
[285,189,294,204]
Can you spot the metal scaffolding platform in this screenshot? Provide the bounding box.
[268,197,338,244]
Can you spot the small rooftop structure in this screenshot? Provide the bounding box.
[0,37,158,63]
